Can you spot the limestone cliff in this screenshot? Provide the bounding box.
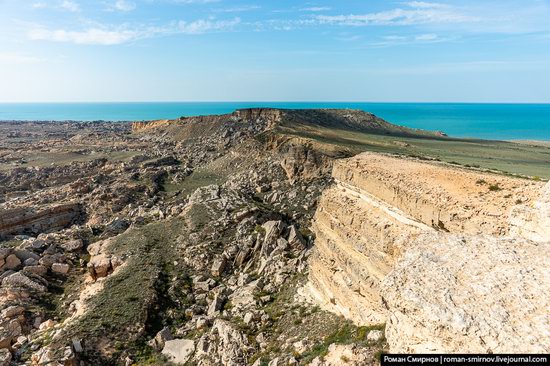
[509,181,550,242]
[382,232,549,353]
[0,203,82,239]
[307,152,549,352]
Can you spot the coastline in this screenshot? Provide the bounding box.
[1,102,550,141]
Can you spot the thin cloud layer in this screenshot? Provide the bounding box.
[111,0,136,12]
[14,0,550,46]
[27,17,241,45]
[28,27,139,45]
[60,0,80,12]
[314,2,479,26]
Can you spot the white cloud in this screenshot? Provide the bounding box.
[214,5,261,13]
[167,0,221,3]
[369,33,455,47]
[314,6,478,26]
[31,2,48,9]
[29,28,138,45]
[111,0,136,12]
[404,1,450,9]
[383,35,408,41]
[178,18,241,34]
[60,0,80,12]
[415,33,438,41]
[27,17,241,45]
[334,34,361,42]
[301,7,331,12]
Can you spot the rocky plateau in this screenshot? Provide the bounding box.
[0,109,548,366]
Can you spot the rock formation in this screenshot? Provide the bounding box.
[0,204,82,239]
[510,181,550,242]
[382,231,550,353]
[307,152,550,353]
[1,110,548,364]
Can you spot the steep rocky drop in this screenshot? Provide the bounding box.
[305,152,549,353]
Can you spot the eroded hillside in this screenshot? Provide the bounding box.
[305,152,550,353]
[0,109,549,365]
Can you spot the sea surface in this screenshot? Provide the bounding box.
[1,102,549,141]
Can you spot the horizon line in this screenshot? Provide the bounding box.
[1,101,550,105]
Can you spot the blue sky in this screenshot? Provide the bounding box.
[1,0,549,102]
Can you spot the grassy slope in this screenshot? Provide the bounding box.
[279,123,550,179]
[64,218,193,364]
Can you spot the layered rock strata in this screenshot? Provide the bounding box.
[0,204,82,239]
[307,152,549,352]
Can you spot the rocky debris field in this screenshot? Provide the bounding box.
[0,110,395,365]
[1,109,548,365]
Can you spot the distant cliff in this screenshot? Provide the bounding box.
[0,203,83,239]
[131,108,444,138]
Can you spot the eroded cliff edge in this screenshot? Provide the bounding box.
[305,152,550,353]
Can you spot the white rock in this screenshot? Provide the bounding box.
[382,232,550,353]
[0,349,12,366]
[367,330,383,342]
[162,339,195,365]
[51,263,70,274]
[510,181,550,242]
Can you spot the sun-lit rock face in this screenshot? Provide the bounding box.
[382,232,550,353]
[307,152,549,353]
[510,181,550,242]
[0,203,83,239]
[306,181,429,324]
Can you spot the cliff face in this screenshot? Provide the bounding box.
[131,108,283,135]
[0,203,82,239]
[509,181,550,242]
[306,180,429,324]
[382,231,549,353]
[307,152,549,352]
[131,108,443,139]
[330,154,539,235]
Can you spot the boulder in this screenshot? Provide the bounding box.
[1,305,25,319]
[61,239,83,252]
[150,327,173,351]
[367,330,384,342]
[72,339,83,353]
[287,225,306,252]
[0,349,11,366]
[0,329,11,350]
[13,249,39,262]
[51,263,70,274]
[234,248,250,267]
[309,343,372,366]
[23,258,38,266]
[2,272,47,293]
[23,265,47,276]
[188,185,220,203]
[207,295,225,316]
[261,221,286,257]
[211,257,227,277]
[87,255,113,279]
[39,254,65,268]
[0,249,10,261]
[210,319,251,366]
[162,339,195,365]
[39,319,56,331]
[4,255,21,271]
[86,241,104,256]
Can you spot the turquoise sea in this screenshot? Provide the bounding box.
[1,102,549,141]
